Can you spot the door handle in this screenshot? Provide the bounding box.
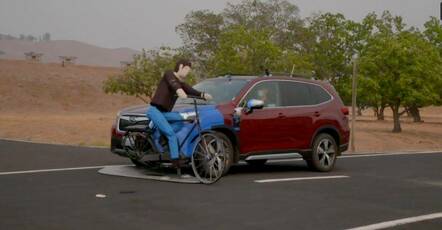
[314,111,321,117]
[278,113,286,118]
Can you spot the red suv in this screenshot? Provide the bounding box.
[111,75,350,172]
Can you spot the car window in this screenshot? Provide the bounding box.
[176,78,249,105]
[279,81,316,106]
[241,81,282,108]
[309,84,332,104]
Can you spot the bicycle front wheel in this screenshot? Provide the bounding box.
[191,132,227,184]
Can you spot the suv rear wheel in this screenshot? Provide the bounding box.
[306,133,338,172]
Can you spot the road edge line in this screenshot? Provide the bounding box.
[254,175,349,183]
[0,164,133,176]
[0,138,107,149]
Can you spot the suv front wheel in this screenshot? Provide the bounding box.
[306,133,338,172]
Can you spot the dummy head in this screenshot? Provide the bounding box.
[257,88,269,101]
[174,59,192,79]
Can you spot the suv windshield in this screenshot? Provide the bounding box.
[177,78,250,105]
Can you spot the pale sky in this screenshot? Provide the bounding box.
[0,0,440,50]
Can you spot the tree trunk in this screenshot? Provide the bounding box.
[409,105,422,122]
[373,107,379,118]
[377,106,385,121]
[391,104,402,133]
[357,106,363,116]
[405,107,412,117]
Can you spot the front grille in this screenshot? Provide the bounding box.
[118,115,149,132]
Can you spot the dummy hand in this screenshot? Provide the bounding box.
[176,89,188,99]
[202,92,213,101]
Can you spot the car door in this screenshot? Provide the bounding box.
[277,81,318,150]
[238,81,287,154]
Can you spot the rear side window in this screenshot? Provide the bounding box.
[309,84,332,104]
[279,81,316,106]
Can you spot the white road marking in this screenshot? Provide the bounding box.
[95,194,107,198]
[346,212,442,230]
[0,165,132,176]
[266,151,442,163]
[254,175,349,183]
[0,150,439,176]
[340,151,442,158]
[0,137,107,149]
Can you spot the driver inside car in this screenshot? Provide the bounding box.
[146,59,212,169]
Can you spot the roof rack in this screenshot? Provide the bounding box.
[221,73,255,77]
[218,71,316,80]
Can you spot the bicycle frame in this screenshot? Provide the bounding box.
[125,96,209,160]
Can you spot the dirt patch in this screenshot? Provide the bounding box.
[0,59,141,114]
[0,59,142,147]
[347,106,442,152]
[353,118,442,152]
[0,113,114,147]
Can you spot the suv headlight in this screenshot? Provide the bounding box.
[115,110,122,125]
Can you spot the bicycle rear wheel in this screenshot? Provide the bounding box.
[122,132,157,168]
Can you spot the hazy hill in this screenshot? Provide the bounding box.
[0,39,140,67]
[0,59,142,114]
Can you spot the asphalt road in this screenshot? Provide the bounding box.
[0,139,441,230]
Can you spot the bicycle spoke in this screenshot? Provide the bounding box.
[196,162,205,170]
[215,139,224,154]
[191,133,226,184]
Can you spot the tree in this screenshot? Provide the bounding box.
[26,35,36,41]
[424,17,442,106]
[103,47,195,103]
[296,13,363,109]
[176,0,303,78]
[223,0,302,45]
[424,17,442,53]
[207,25,284,75]
[42,32,51,41]
[354,11,418,120]
[359,31,441,132]
[401,31,442,122]
[175,10,225,76]
[302,13,356,82]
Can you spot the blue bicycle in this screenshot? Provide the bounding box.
[119,96,232,184]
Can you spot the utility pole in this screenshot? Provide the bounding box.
[290,64,296,77]
[350,56,358,153]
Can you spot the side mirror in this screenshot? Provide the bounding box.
[244,99,264,114]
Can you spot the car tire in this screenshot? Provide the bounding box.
[306,133,338,172]
[245,159,267,166]
[214,132,234,175]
